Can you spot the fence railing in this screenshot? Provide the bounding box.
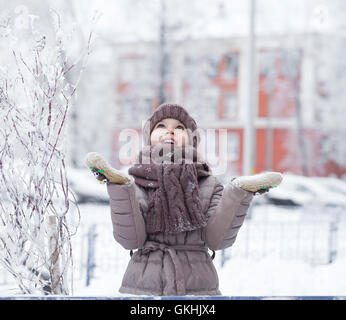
[217,219,343,267]
[77,212,345,287]
[1,205,345,289]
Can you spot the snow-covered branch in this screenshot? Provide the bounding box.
[0,10,92,295]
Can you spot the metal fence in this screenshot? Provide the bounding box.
[218,204,345,266]
[218,219,343,267]
[75,210,345,287]
[1,205,345,289]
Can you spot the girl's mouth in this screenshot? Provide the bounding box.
[161,138,175,145]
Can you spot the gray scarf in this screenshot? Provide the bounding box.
[128,144,211,234]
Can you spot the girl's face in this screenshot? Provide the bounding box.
[150,118,189,147]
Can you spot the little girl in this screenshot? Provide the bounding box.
[85,103,282,296]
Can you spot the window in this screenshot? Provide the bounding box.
[227,132,239,161]
[183,55,219,81]
[202,87,219,121]
[204,56,219,79]
[223,53,238,80]
[258,49,300,119]
[223,93,238,120]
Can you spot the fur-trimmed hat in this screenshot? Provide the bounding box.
[142,103,200,148]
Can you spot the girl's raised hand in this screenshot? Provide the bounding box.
[85,152,132,185]
[231,172,283,195]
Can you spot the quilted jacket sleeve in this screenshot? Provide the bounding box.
[202,177,254,251]
[107,178,147,250]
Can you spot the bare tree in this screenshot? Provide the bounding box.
[0,11,92,294]
[121,0,224,109]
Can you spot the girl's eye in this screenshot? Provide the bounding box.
[157,124,165,128]
[176,125,185,130]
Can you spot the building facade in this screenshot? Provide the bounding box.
[110,35,346,178]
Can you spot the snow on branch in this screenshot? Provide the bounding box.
[0,9,93,295]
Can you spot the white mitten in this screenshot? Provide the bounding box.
[85,152,132,185]
[231,172,283,194]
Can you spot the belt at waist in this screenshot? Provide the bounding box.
[132,241,214,296]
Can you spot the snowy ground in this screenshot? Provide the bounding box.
[1,201,346,297]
